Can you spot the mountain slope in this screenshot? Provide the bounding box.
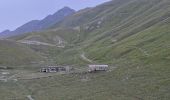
[0,0,170,100]
[0,40,44,68]
[13,0,170,66]
[25,0,170,99]
[0,7,75,38]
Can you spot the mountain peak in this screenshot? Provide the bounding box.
[52,7,75,18]
[1,29,10,33]
[58,6,75,13]
[61,6,75,11]
[0,7,75,38]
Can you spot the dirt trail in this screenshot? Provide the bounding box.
[18,40,56,47]
[80,52,93,63]
[27,95,34,100]
[129,46,150,56]
[18,38,66,48]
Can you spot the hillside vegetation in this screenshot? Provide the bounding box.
[0,40,44,69]
[0,0,170,100]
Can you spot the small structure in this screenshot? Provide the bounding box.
[88,65,108,72]
[41,66,70,73]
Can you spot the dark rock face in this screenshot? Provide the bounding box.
[0,7,75,38]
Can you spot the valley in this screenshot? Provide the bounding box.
[0,0,170,100]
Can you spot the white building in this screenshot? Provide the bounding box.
[88,65,108,72]
[41,66,70,73]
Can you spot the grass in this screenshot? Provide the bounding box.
[0,40,44,68]
[0,0,170,99]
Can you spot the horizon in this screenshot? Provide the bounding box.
[0,0,110,32]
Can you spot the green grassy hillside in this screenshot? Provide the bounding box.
[1,0,170,100]
[48,0,170,65]
[0,40,44,69]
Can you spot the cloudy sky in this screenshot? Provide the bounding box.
[0,0,110,32]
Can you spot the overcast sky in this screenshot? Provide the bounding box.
[0,0,111,32]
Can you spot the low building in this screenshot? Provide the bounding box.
[88,65,108,72]
[41,66,69,73]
